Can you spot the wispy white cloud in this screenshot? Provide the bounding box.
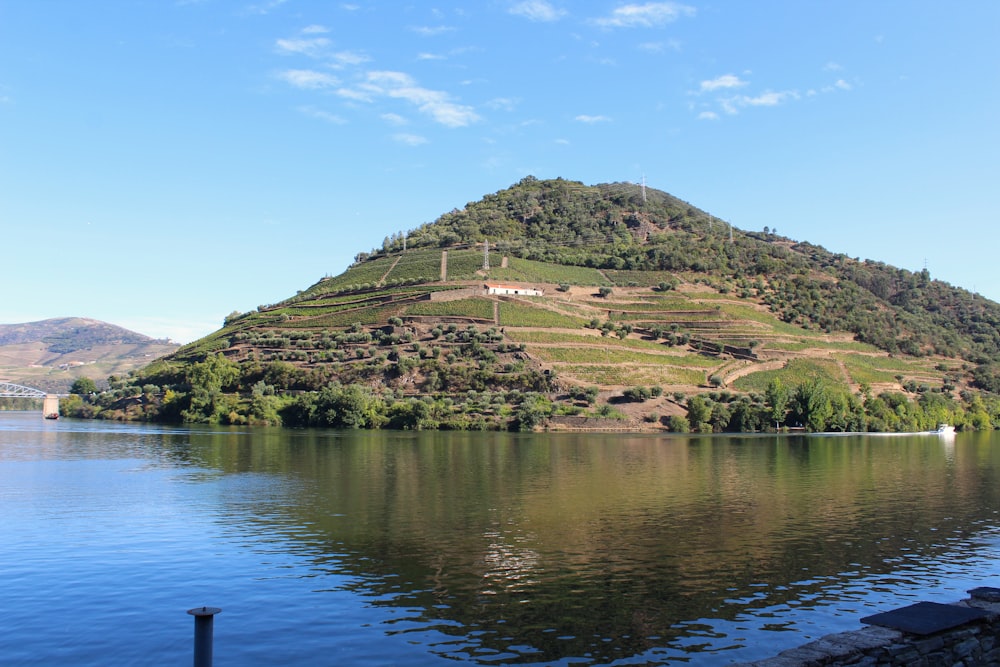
[592,2,695,29]
[417,52,447,61]
[816,78,853,94]
[509,1,567,22]
[575,114,612,123]
[410,25,456,37]
[700,74,746,92]
[697,65,850,119]
[298,105,347,124]
[336,87,373,102]
[244,0,289,15]
[393,133,428,146]
[486,97,518,112]
[742,90,796,106]
[302,24,328,34]
[278,69,340,89]
[381,112,408,125]
[330,51,370,67]
[275,37,331,57]
[719,90,798,114]
[638,39,681,53]
[351,71,480,127]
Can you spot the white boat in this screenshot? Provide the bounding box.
[932,424,956,436]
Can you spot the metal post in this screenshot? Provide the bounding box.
[187,606,221,667]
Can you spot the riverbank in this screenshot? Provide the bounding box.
[742,587,1000,666]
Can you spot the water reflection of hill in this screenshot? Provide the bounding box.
[181,430,1000,664]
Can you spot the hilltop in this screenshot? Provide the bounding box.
[0,317,178,394]
[71,177,1000,431]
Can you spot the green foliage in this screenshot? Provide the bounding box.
[386,398,431,429]
[511,392,552,431]
[69,377,98,395]
[666,414,689,432]
[180,354,241,423]
[686,395,710,431]
[764,379,789,425]
[282,384,385,429]
[972,364,1000,393]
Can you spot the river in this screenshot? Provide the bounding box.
[1,412,999,665]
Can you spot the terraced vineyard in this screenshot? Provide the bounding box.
[188,262,966,407]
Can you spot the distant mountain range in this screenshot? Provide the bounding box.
[0,317,178,394]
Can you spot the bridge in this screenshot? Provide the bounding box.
[0,382,61,418]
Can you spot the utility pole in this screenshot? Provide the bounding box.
[483,239,490,271]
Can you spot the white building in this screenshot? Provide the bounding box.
[485,283,543,297]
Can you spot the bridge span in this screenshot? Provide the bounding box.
[0,382,61,418]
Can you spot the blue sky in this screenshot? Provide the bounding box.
[2,1,998,343]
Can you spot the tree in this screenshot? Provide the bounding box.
[512,393,551,431]
[182,354,241,423]
[313,384,384,429]
[764,378,789,426]
[598,287,612,298]
[387,398,430,429]
[69,377,98,395]
[666,414,689,432]
[790,379,833,432]
[686,395,711,431]
[729,397,764,432]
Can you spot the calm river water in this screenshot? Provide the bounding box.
[2,412,999,665]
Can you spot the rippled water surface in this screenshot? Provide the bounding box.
[2,413,999,665]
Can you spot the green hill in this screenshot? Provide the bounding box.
[66,177,1000,432]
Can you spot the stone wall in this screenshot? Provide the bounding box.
[742,588,1000,666]
[545,416,636,431]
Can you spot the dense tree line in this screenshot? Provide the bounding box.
[62,350,560,432]
[669,379,998,434]
[61,349,1000,433]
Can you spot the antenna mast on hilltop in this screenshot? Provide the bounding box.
[483,239,490,271]
[640,174,647,204]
